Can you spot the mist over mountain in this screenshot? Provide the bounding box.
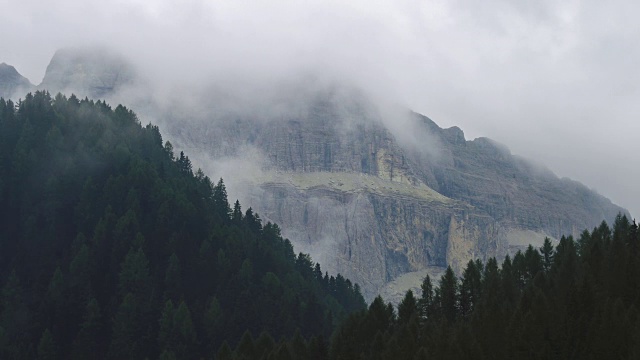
[2,47,627,301]
[39,47,136,99]
[0,62,33,99]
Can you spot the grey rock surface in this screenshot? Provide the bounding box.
[170,93,625,300]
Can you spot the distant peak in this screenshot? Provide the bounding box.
[0,62,33,98]
[40,46,136,98]
[0,62,18,73]
[443,126,465,144]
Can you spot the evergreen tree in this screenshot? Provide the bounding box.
[397,290,418,326]
[540,237,554,273]
[213,178,231,220]
[70,298,102,359]
[439,266,458,322]
[37,329,56,360]
[459,260,482,320]
[418,275,434,323]
[164,253,182,301]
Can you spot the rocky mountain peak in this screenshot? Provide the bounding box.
[39,46,136,99]
[0,62,33,99]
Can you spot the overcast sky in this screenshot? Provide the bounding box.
[1,0,638,218]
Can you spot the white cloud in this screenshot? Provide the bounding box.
[1,0,638,217]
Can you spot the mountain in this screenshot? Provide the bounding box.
[39,47,136,98]
[168,90,626,301]
[9,48,628,301]
[0,63,33,99]
[1,47,135,101]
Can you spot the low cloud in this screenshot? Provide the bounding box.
[1,0,638,216]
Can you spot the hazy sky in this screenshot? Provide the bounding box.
[1,0,638,217]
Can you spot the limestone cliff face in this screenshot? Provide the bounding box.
[407,113,625,241]
[168,92,625,301]
[242,172,508,300]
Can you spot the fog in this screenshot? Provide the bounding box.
[1,0,639,217]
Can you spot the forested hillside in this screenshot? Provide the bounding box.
[331,216,640,359]
[0,92,365,359]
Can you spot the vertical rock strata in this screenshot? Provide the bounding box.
[248,175,509,300]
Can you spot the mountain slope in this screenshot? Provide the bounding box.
[409,113,623,240]
[0,63,33,99]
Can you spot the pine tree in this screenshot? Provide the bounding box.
[439,266,458,322]
[232,200,243,223]
[164,253,182,301]
[116,245,151,324]
[213,178,231,220]
[418,275,434,323]
[236,331,257,359]
[398,290,418,326]
[216,341,234,360]
[70,298,102,360]
[459,260,482,320]
[172,301,197,359]
[37,329,56,360]
[540,237,554,273]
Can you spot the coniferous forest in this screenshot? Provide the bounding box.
[0,92,364,359]
[1,92,639,359]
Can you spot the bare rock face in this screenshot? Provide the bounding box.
[239,171,509,300]
[408,113,625,243]
[0,63,33,99]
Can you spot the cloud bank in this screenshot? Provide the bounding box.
[1,0,638,217]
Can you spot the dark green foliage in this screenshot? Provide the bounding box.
[438,266,458,322]
[0,92,365,359]
[459,260,481,319]
[332,215,640,359]
[37,329,56,360]
[418,275,434,322]
[397,290,418,326]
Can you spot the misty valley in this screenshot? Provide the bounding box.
[0,48,638,359]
